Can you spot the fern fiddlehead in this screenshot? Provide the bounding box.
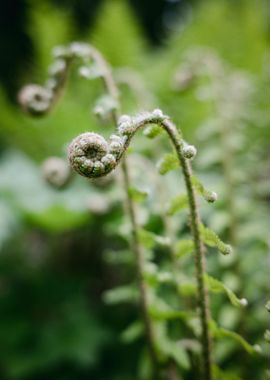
[19,42,161,379]
[68,109,232,380]
[18,42,119,117]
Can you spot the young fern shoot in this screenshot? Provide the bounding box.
[19,42,160,379]
[68,109,233,380]
[18,42,119,119]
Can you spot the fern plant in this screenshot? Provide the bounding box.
[170,46,263,378]
[19,42,260,380]
[67,106,235,380]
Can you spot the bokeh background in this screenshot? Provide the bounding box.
[0,0,270,379]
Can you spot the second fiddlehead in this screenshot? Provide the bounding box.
[19,42,161,379]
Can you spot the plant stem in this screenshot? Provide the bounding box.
[121,156,161,379]
[49,57,73,110]
[101,62,161,378]
[119,114,213,379]
[162,119,213,380]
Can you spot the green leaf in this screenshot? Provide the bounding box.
[205,274,248,308]
[157,153,179,175]
[155,323,190,369]
[138,229,170,250]
[121,321,144,344]
[210,321,260,354]
[191,175,217,203]
[102,284,138,305]
[24,205,90,233]
[175,239,194,259]
[167,194,188,216]
[128,186,149,203]
[265,300,270,312]
[177,281,197,296]
[139,229,155,249]
[143,263,174,287]
[200,224,232,255]
[149,298,190,321]
[165,341,190,370]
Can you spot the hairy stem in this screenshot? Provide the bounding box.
[110,125,161,378]
[49,58,73,110]
[121,157,161,379]
[161,119,213,380]
[97,54,161,378]
[120,115,213,380]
